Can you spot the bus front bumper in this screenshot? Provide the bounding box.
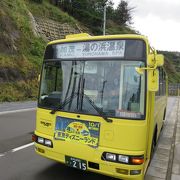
[34,142,145,180]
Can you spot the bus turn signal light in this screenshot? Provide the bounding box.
[131,157,144,165]
[32,134,37,142]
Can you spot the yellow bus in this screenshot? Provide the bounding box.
[32,33,168,180]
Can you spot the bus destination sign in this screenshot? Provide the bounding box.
[56,40,125,59]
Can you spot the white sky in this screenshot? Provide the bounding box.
[112,0,180,52]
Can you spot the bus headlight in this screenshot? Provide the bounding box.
[118,155,129,163]
[32,134,53,148]
[105,153,116,161]
[44,139,52,147]
[102,152,144,165]
[37,137,44,144]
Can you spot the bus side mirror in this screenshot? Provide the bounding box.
[148,69,159,91]
[156,54,164,67]
[148,54,164,67]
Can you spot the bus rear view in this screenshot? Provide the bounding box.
[33,33,166,180]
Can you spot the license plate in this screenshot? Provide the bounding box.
[65,156,87,171]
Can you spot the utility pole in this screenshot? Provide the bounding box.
[103,1,107,35]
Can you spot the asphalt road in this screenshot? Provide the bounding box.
[0,101,36,112]
[0,98,177,180]
[0,110,36,153]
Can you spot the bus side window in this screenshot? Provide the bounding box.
[156,67,166,97]
[160,68,163,96]
[163,70,166,95]
[155,68,159,96]
[156,68,162,96]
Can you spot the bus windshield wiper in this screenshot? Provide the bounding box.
[76,69,112,123]
[83,94,113,123]
[50,92,112,123]
[50,93,78,114]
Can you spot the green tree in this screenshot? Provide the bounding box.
[57,0,103,34]
[106,0,115,20]
[114,0,134,26]
[50,0,122,34]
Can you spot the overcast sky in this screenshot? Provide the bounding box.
[112,0,180,52]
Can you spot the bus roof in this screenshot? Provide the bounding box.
[48,33,149,45]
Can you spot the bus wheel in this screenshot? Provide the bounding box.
[161,108,167,131]
[150,141,155,160]
[163,108,166,120]
[150,130,157,160]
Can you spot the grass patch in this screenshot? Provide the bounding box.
[25,0,77,26]
[0,80,38,102]
[0,0,46,102]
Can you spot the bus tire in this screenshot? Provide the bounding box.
[161,108,166,131]
[150,127,157,160]
[163,108,166,120]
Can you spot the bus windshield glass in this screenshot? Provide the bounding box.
[39,60,145,119]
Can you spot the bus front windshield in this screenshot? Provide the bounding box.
[39,60,145,119]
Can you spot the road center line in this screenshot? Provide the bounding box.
[0,108,36,115]
[11,142,34,153]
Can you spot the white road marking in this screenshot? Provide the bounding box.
[11,142,34,152]
[0,153,6,157]
[0,142,34,158]
[0,108,36,115]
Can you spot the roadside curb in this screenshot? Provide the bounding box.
[171,97,180,180]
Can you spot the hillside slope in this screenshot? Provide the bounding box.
[0,0,79,101]
[0,0,45,101]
